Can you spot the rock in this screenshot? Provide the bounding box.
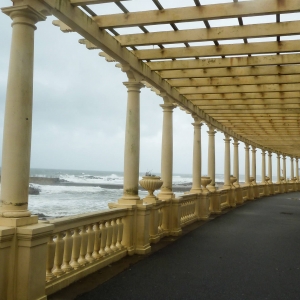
[29,184,40,195]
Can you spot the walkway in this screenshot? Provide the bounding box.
[51,192,300,300]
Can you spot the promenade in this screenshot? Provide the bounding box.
[50,192,300,300]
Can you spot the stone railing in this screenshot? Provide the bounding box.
[2,182,298,299]
[178,194,198,227]
[45,208,128,295]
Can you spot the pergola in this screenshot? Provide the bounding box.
[2,1,300,298]
[48,0,300,157]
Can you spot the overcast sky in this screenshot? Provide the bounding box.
[0,0,292,176]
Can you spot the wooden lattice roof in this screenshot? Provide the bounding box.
[46,0,300,157]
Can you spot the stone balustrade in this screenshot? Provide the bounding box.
[44,208,128,295]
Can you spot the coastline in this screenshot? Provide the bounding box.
[29,177,225,192]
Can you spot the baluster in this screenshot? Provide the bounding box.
[70,228,81,269]
[110,219,118,252]
[116,218,124,250]
[92,223,101,260]
[46,235,56,282]
[62,230,73,273]
[105,221,113,255]
[78,226,88,266]
[52,233,65,277]
[158,208,163,234]
[99,223,107,257]
[86,224,95,263]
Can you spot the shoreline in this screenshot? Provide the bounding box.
[29,177,225,192]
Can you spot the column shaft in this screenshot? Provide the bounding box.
[296,158,299,181]
[261,150,266,183]
[233,139,240,187]
[190,119,202,193]
[291,157,294,180]
[223,134,231,188]
[159,101,175,198]
[268,152,273,183]
[251,146,257,183]
[0,7,45,218]
[277,154,281,183]
[120,82,144,203]
[283,156,287,181]
[245,144,250,185]
[207,126,216,191]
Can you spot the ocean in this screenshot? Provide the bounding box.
[25,168,261,218]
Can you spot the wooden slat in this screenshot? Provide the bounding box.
[93,0,300,28]
[148,53,300,71]
[133,40,300,60]
[115,21,300,47]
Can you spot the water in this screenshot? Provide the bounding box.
[28,168,196,218]
[20,169,262,218]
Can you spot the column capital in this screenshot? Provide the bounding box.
[223,134,231,142]
[2,5,46,26]
[268,151,272,156]
[160,103,176,112]
[244,144,250,150]
[251,146,257,152]
[232,138,239,146]
[261,149,266,155]
[123,81,144,91]
[207,125,216,135]
[191,122,203,128]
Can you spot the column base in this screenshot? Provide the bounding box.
[189,188,202,194]
[207,185,216,192]
[0,215,38,227]
[118,198,143,205]
[157,191,175,201]
[222,184,231,190]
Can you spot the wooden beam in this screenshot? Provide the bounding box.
[158,65,300,79]
[168,74,300,87]
[93,0,300,28]
[204,109,300,114]
[133,40,300,60]
[197,104,300,110]
[70,0,128,5]
[178,83,300,95]
[186,92,300,100]
[115,21,300,47]
[191,99,300,105]
[148,53,300,71]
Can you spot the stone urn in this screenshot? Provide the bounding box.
[201,176,212,193]
[250,176,255,185]
[280,176,285,182]
[265,176,270,184]
[139,176,163,203]
[230,176,237,187]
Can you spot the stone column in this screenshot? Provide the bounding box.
[245,143,250,185]
[190,116,203,194]
[223,134,231,189]
[207,125,216,192]
[119,81,144,205]
[251,146,257,183]
[158,95,176,200]
[0,6,45,219]
[291,157,294,180]
[277,153,281,183]
[232,139,240,187]
[296,158,299,181]
[283,155,287,181]
[261,150,266,183]
[268,151,273,183]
